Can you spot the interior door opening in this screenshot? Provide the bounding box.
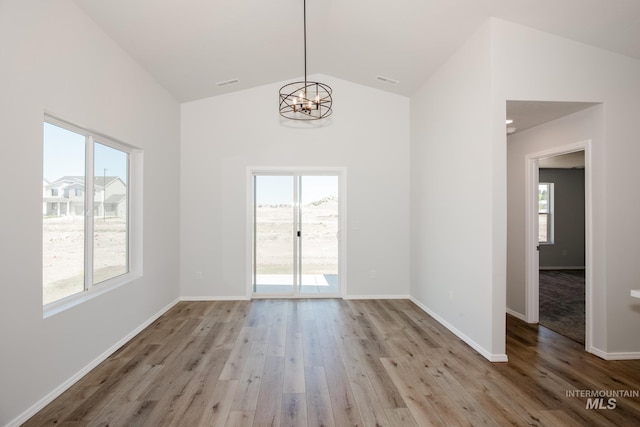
[251,171,343,298]
[524,143,592,351]
[537,152,586,345]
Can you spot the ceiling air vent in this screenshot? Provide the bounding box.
[376,75,399,85]
[216,78,239,87]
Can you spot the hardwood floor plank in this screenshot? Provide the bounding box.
[219,326,256,380]
[379,358,444,426]
[23,300,640,427]
[197,379,240,427]
[283,317,306,394]
[226,410,255,427]
[304,366,335,427]
[384,408,419,427]
[354,340,406,409]
[347,374,392,427]
[280,393,308,427]
[267,301,288,358]
[319,345,364,427]
[232,326,270,411]
[253,356,284,427]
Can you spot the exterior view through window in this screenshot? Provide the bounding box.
[538,182,553,244]
[43,119,129,306]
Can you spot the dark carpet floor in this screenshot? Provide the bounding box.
[539,269,585,344]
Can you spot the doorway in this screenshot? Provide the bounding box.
[525,142,592,350]
[249,169,344,298]
[538,151,586,344]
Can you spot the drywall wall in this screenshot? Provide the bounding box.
[180,76,410,299]
[495,17,640,356]
[410,21,507,361]
[539,168,586,268]
[0,1,180,425]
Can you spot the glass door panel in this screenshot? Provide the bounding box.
[253,172,341,297]
[254,175,295,294]
[299,176,339,295]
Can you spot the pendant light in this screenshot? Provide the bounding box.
[278,0,332,120]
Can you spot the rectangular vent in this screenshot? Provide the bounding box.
[376,75,399,85]
[216,78,239,87]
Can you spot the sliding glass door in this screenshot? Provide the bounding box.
[253,173,340,297]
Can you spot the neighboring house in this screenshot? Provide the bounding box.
[43,176,127,218]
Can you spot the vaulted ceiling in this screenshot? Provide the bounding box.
[73,0,640,103]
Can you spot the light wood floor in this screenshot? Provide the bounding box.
[24,299,640,426]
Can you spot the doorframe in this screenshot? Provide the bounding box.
[246,166,347,299]
[525,140,592,351]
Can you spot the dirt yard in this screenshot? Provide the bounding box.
[255,196,339,275]
[43,216,127,305]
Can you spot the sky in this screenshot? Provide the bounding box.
[43,122,128,183]
[255,175,338,205]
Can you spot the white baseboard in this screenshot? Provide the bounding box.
[182,295,409,301]
[343,294,409,300]
[409,297,508,363]
[506,308,526,321]
[7,298,180,427]
[180,296,250,301]
[589,347,640,360]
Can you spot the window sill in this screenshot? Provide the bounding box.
[43,271,142,319]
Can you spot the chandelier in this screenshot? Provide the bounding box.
[279,0,332,120]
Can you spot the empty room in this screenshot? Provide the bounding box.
[2,0,640,426]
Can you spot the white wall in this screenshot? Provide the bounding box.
[493,18,640,357]
[410,21,507,361]
[180,75,410,299]
[506,106,603,319]
[0,1,181,425]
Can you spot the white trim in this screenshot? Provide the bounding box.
[251,294,342,300]
[344,294,409,300]
[86,135,95,289]
[506,308,526,321]
[524,155,540,323]
[410,297,508,363]
[8,298,180,427]
[181,296,251,301]
[589,347,640,361]
[525,140,593,353]
[43,271,143,318]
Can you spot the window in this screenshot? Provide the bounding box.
[43,116,140,309]
[538,182,554,244]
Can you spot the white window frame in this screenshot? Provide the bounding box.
[538,182,554,245]
[43,115,143,317]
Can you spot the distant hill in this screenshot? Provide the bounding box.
[308,195,338,207]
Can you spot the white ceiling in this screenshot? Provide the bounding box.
[539,151,585,169]
[72,0,640,103]
[506,100,600,134]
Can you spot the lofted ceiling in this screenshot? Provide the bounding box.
[72,0,640,103]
